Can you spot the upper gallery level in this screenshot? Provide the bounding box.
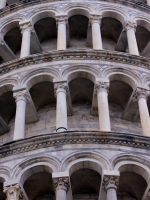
[0,0,149,65]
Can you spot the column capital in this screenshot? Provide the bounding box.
[13,89,30,103]
[54,82,68,96]
[124,21,137,32]
[53,177,69,192]
[133,87,150,101]
[56,16,68,26]
[19,20,33,34]
[90,15,102,25]
[103,175,119,191]
[4,184,24,200]
[94,81,109,94]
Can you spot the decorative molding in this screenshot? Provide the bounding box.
[4,184,23,200]
[0,131,150,159]
[133,88,149,101]
[103,175,119,191]
[124,21,137,32]
[56,16,68,26]
[54,82,68,96]
[0,0,150,19]
[19,21,33,34]
[13,89,30,103]
[90,15,102,25]
[53,177,69,192]
[0,50,150,76]
[94,82,109,94]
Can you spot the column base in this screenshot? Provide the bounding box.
[56,127,67,132]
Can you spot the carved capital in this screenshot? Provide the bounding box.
[133,88,149,102]
[124,21,137,32]
[13,89,30,103]
[94,82,109,94]
[90,15,102,25]
[56,16,68,26]
[20,21,33,34]
[103,175,119,191]
[4,184,24,200]
[53,177,69,192]
[54,82,68,96]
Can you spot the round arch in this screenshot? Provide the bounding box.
[100,8,128,25]
[0,15,25,36]
[0,166,11,182]
[67,8,91,18]
[12,156,60,186]
[20,68,60,90]
[29,10,56,26]
[112,154,150,183]
[61,152,111,176]
[103,68,142,89]
[134,15,150,32]
[62,65,101,83]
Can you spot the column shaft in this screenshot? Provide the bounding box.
[147,0,150,5]
[138,97,150,136]
[96,82,111,131]
[126,23,139,55]
[55,84,67,132]
[13,91,28,140]
[56,188,67,200]
[20,29,31,58]
[91,16,102,50]
[14,99,26,140]
[57,18,67,50]
[107,188,117,200]
[0,0,6,9]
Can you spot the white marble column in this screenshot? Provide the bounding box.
[147,0,150,5]
[91,15,103,50]
[54,82,68,132]
[134,88,150,136]
[0,0,6,9]
[53,177,69,200]
[125,22,139,56]
[19,21,32,58]
[57,16,67,50]
[13,90,29,140]
[4,184,23,200]
[103,175,119,200]
[95,82,111,131]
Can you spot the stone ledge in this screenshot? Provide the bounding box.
[0,131,150,158]
[0,0,150,18]
[0,49,150,76]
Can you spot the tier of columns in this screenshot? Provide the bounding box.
[3,172,120,200]
[3,17,141,59]
[12,82,150,141]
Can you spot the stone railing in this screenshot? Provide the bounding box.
[0,0,150,17]
[0,49,149,76]
[0,131,150,158]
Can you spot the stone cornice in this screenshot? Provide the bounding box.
[0,131,150,159]
[0,0,150,19]
[0,50,150,76]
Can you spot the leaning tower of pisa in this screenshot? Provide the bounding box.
[0,0,150,200]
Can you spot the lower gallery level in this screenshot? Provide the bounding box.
[0,135,149,200]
